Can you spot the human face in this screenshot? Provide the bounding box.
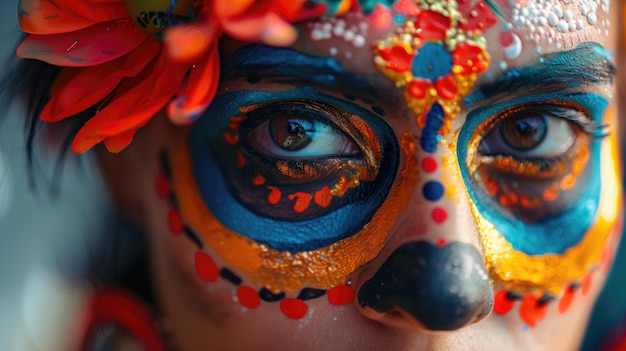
[124,0,621,349]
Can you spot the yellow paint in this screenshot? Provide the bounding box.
[472,109,622,295]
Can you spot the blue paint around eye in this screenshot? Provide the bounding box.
[465,43,615,108]
[222,45,378,98]
[457,92,607,255]
[189,87,399,252]
[411,44,453,82]
[420,102,445,153]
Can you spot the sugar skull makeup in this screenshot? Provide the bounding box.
[156,0,619,330]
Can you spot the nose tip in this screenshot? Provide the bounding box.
[358,241,493,331]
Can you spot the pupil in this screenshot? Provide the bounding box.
[501,114,547,150]
[270,115,314,151]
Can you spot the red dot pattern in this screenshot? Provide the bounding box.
[431,207,447,224]
[328,285,355,305]
[155,173,170,200]
[195,252,219,282]
[168,209,183,236]
[421,156,438,173]
[237,286,261,308]
[156,172,350,320]
[493,290,514,314]
[280,298,309,319]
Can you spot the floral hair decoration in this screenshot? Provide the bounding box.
[16,0,332,153]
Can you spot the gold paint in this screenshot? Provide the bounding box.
[473,110,622,295]
[169,132,418,292]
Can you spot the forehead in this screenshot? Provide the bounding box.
[289,0,614,84]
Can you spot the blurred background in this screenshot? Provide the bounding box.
[0,1,625,350]
[0,2,109,350]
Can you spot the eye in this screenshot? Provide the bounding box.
[463,103,596,224]
[190,92,400,252]
[247,111,360,159]
[479,106,579,158]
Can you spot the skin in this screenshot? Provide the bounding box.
[96,0,621,349]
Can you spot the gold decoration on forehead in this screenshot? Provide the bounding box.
[373,0,496,152]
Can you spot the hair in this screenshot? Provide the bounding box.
[1,35,153,303]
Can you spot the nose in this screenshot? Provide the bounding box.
[357,241,493,331]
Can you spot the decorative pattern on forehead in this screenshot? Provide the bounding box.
[373,0,496,153]
[497,0,611,70]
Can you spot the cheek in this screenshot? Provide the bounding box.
[147,88,420,322]
[470,106,623,325]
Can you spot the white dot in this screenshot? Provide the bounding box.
[587,12,597,24]
[353,35,366,47]
[499,61,508,70]
[563,10,573,20]
[329,47,338,55]
[556,20,568,32]
[548,12,559,25]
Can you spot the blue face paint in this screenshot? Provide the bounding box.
[457,91,607,255]
[465,42,615,108]
[189,86,399,253]
[221,45,378,98]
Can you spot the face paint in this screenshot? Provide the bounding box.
[372,0,496,153]
[456,43,620,325]
[168,46,418,294]
[155,151,359,319]
[358,241,492,330]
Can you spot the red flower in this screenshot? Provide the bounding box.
[16,0,321,153]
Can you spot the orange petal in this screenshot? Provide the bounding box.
[164,23,220,63]
[214,0,256,19]
[42,40,160,122]
[103,129,136,153]
[71,50,188,153]
[220,11,298,46]
[167,48,220,125]
[19,0,128,35]
[17,21,149,67]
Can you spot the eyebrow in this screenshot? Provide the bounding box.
[220,45,379,98]
[465,42,616,108]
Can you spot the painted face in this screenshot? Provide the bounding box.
[138,0,621,349]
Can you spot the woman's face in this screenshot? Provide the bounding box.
[114,0,621,349]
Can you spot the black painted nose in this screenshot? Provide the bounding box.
[358,241,493,331]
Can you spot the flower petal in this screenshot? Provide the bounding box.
[415,11,451,40]
[214,0,256,18]
[220,11,298,46]
[452,43,489,75]
[167,47,220,125]
[103,129,136,153]
[377,45,413,73]
[19,0,128,34]
[41,40,161,122]
[434,76,458,100]
[71,49,188,153]
[164,23,220,63]
[17,21,149,67]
